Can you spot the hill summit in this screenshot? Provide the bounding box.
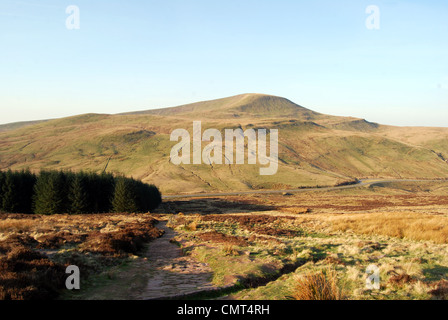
[122,93,319,120]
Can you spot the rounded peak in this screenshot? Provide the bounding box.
[128,93,318,120]
[231,93,287,100]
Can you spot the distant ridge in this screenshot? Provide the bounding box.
[0,119,50,132]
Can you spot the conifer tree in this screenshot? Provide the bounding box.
[16,169,37,214]
[112,177,138,213]
[33,171,66,215]
[2,170,20,213]
[148,184,162,211]
[68,173,89,214]
[97,173,115,213]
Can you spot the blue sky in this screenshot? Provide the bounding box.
[0,0,447,126]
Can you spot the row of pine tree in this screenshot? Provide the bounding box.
[0,170,162,214]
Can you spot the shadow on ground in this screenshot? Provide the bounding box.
[158,198,276,215]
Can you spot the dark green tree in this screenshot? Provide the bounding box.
[147,184,162,211]
[86,172,114,213]
[97,173,115,213]
[112,177,139,213]
[33,171,67,215]
[16,169,37,214]
[135,183,162,212]
[68,173,89,214]
[2,170,20,213]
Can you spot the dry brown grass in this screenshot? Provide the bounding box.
[292,268,344,300]
[0,219,35,233]
[328,212,448,244]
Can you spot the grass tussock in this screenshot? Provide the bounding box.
[222,244,240,256]
[185,221,198,231]
[292,268,344,300]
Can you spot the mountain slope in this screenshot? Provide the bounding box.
[1,94,448,194]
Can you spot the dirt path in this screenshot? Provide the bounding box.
[76,221,217,300]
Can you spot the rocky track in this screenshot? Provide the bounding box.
[77,221,220,300]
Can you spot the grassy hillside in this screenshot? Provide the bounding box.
[1,94,448,194]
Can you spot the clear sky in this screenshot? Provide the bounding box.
[0,0,447,126]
